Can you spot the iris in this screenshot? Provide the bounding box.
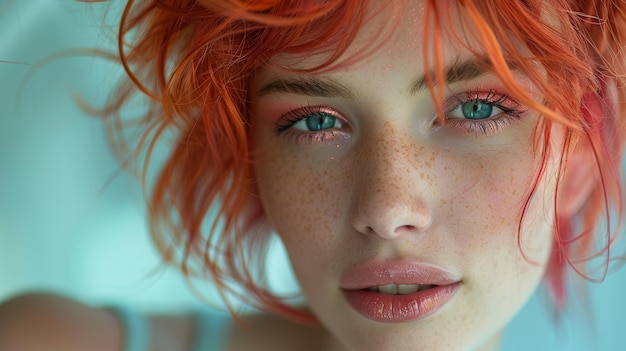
[462,101,493,120]
[306,114,337,131]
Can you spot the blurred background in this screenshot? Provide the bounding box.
[0,1,624,350]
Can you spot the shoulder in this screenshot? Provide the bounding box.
[0,293,333,351]
[226,313,331,351]
[0,292,122,351]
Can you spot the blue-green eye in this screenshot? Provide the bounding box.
[442,91,527,135]
[461,101,495,119]
[449,100,503,120]
[292,112,343,131]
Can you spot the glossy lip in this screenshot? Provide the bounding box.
[340,260,462,289]
[340,260,462,323]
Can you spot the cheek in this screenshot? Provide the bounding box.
[254,149,349,261]
[461,158,554,300]
[443,153,554,330]
[255,159,359,295]
[444,147,553,277]
[434,149,534,236]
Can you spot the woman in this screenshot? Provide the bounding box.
[1,0,624,350]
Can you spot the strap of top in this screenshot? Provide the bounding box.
[106,306,150,351]
[190,310,231,351]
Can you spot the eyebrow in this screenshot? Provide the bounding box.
[256,58,499,99]
[409,58,496,94]
[257,76,357,99]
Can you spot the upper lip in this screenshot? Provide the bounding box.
[340,259,462,290]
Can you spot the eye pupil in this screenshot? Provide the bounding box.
[306,114,336,131]
[462,101,493,120]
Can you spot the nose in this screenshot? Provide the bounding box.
[351,128,433,240]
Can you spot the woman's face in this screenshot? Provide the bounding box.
[252,2,560,350]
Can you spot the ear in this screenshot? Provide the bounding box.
[557,90,606,216]
[558,146,596,216]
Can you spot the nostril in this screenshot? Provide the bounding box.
[364,226,376,236]
[394,224,418,234]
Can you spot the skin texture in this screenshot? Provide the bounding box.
[251,1,563,350]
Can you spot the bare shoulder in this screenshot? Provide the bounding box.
[0,292,122,351]
[226,313,332,351]
[0,293,333,351]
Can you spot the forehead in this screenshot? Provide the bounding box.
[272,0,482,71]
[258,1,495,89]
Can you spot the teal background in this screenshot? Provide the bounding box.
[0,1,624,350]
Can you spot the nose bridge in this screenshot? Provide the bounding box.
[362,128,416,193]
[351,124,433,239]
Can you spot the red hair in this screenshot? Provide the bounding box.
[92,0,626,323]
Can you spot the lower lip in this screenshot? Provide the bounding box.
[342,282,462,323]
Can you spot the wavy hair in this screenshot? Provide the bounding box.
[89,0,626,323]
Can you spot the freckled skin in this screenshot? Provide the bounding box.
[251,1,561,351]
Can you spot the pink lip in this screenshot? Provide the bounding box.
[340,260,462,323]
[340,260,461,289]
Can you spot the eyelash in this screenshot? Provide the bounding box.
[274,90,528,143]
[440,89,528,135]
[275,105,349,144]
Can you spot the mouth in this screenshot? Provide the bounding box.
[364,284,437,294]
[340,260,462,323]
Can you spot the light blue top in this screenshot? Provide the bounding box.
[108,306,231,351]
